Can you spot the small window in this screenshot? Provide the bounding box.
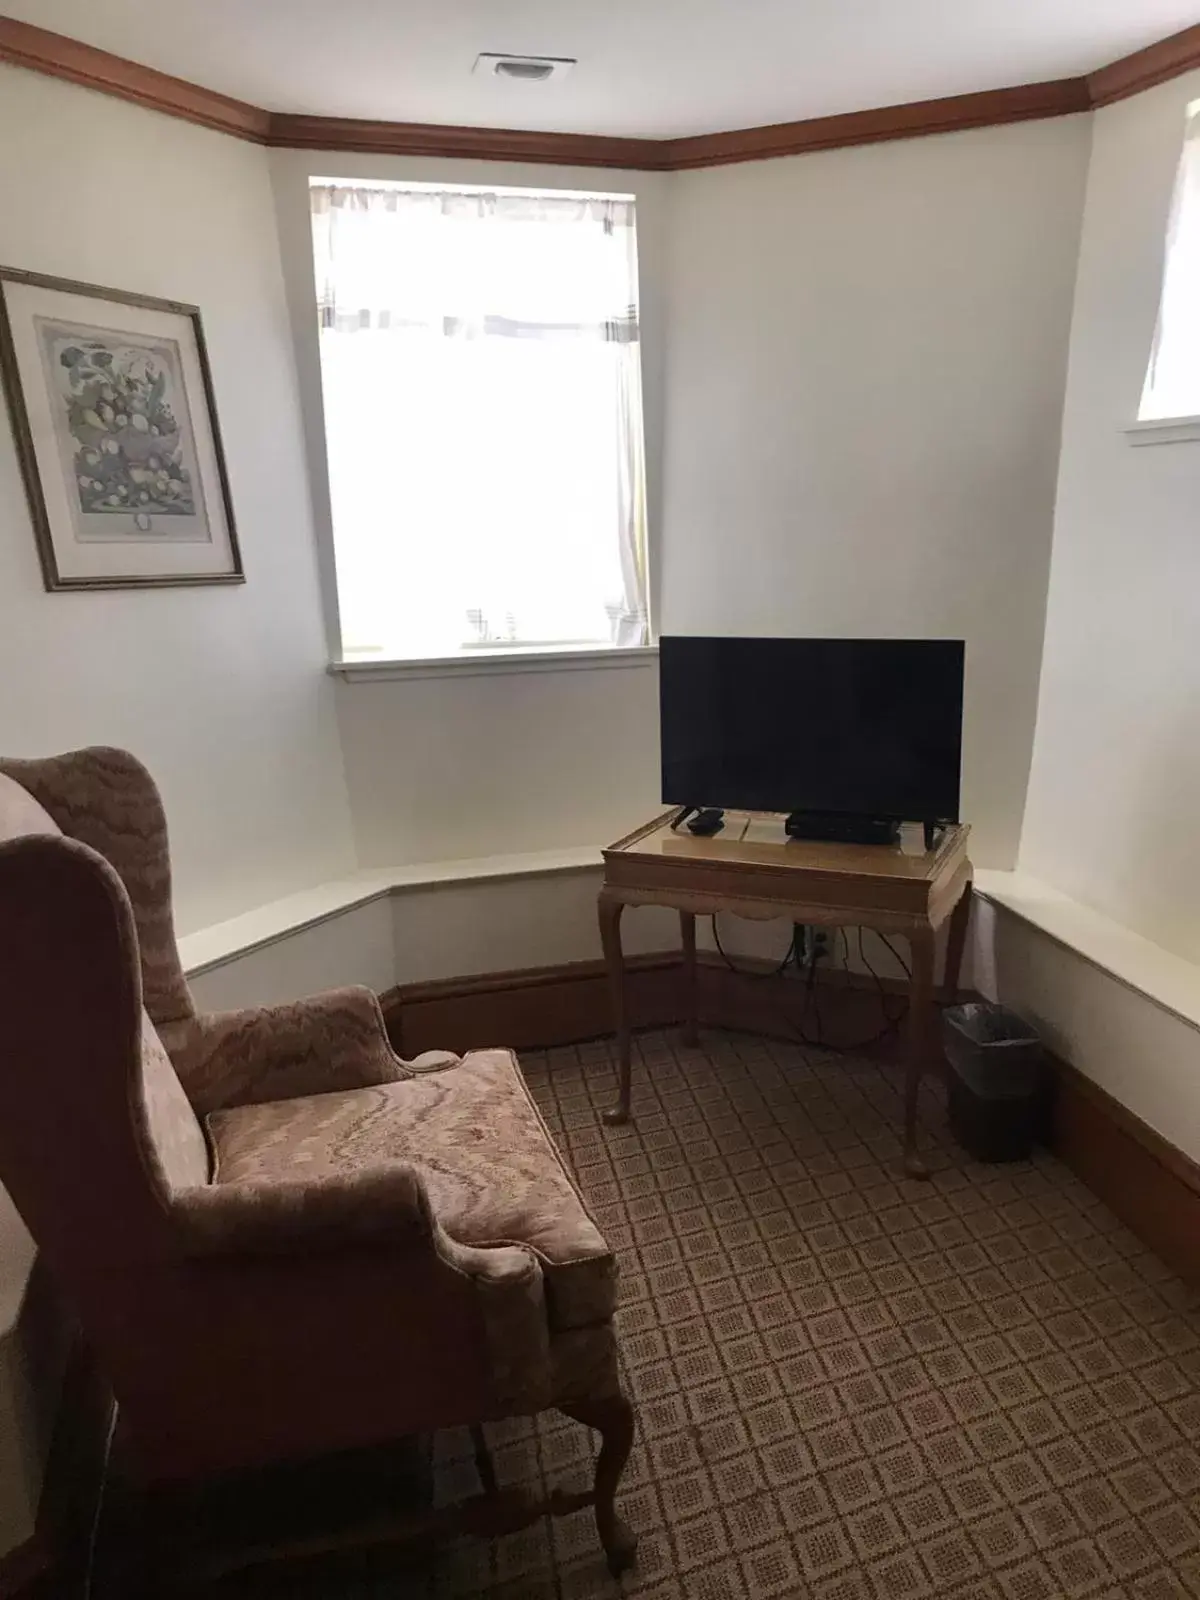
[1140,104,1200,423]
[310,180,649,660]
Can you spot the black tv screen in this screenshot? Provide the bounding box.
[659,636,964,822]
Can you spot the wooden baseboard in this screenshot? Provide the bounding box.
[1049,1056,1200,1286]
[383,953,684,1057]
[382,950,910,1059]
[385,947,921,1062]
[697,957,910,1058]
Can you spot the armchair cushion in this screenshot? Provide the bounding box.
[207,1047,616,1332]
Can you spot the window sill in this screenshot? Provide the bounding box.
[1124,416,1200,447]
[328,644,659,682]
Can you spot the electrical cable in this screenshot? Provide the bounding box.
[711,914,797,977]
[708,915,916,1056]
[857,925,897,1022]
[877,930,912,981]
[804,933,824,1045]
[774,924,911,1055]
[857,925,908,1040]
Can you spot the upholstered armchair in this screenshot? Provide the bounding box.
[0,748,636,1583]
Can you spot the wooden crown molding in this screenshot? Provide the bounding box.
[662,79,1091,170]
[1,14,1197,171]
[268,113,665,170]
[1087,21,1200,109]
[0,17,270,143]
[270,80,1090,170]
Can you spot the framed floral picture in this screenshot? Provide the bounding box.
[0,267,242,589]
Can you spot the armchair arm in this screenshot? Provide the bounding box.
[171,1163,431,1253]
[159,986,458,1115]
[171,1163,552,1409]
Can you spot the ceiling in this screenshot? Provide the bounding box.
[7,0,1200,139]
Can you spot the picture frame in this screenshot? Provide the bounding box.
[0,267,243,590]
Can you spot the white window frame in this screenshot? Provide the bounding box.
[309,175,654,673]
[1128,102,1200,447]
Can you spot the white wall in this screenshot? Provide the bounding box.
[270,124,1094,874]
[973,894,1200,1166]
[1020,72,1200,965]
[390,867,678,983]
[188,894,397,1012]
[188,865,681,1010]
[330,661,661,863]
[661,117,1094,871]
[0,67,355,935]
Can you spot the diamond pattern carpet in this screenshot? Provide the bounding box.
[418,1029,1200,1600]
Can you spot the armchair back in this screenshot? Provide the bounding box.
[0,747,195,1028]
[0,761,209,1313]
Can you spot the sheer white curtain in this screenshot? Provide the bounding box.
[1141,105,1200,421]
[310,183,649,657]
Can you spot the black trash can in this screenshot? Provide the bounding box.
[942,1002,1047,1162]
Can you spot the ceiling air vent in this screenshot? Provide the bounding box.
[474,53,575,83]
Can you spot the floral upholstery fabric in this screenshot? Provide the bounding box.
[208,1048,617,1331]
[0,770,207,1193]
[139,1012,210,1191]
[171,1157,559,1411]
[550,1325,623,1407]
[158,987,454,1117]
[0,748,194,1027]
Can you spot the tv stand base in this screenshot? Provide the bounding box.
[784,812,901,847]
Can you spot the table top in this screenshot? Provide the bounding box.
[605,811,970,885]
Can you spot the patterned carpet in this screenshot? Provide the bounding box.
[414,1028,1200,1600]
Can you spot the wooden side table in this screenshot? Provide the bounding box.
[598,811,973,1178]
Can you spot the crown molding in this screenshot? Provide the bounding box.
[661,78,1091,170]
[269,81,1091,169]
[0,16,270,142]
[1087,21,1200,108]
[268,113,665,169]
[0,13,1197,173]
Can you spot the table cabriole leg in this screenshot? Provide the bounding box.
[680,911,699,1048]
[905,925,937,1180]
[598,891,631,1125]
[943,879,973,1003]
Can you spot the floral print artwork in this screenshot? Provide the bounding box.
[36,318,208,541]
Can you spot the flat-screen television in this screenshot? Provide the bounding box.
[659,636,964,823]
